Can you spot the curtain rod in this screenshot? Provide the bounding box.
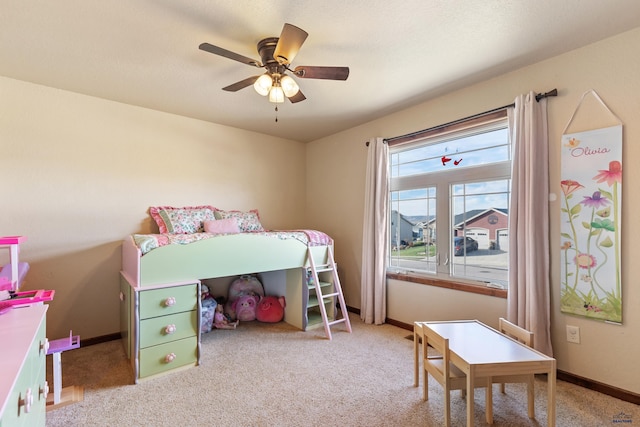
[365,88,557,146]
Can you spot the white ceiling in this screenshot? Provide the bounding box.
[2,1,640,143]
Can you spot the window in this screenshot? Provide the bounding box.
[388,113,510,289]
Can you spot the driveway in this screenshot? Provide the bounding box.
[463,249,508,267]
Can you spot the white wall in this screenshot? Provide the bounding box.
[1,76,306,340]
[307,28,640,394]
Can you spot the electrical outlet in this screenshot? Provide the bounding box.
[566,325,580,343]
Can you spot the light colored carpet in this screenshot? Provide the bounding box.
[46,313,638,426]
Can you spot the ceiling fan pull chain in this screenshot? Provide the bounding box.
[275,105,279,122]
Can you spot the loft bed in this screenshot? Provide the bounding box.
[120,206,340,381]
[121,231,332,288]
[120,230,334,341]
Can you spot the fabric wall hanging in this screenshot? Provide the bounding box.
[559,90,622,323]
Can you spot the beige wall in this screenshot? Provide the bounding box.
[308,27,640,394]
[1,76,306,341]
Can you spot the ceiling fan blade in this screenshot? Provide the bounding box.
[287,90,306,103]
[199,43,262,67]
[293,66,349,80]
[273,23,308,65]
[222,76,260,92]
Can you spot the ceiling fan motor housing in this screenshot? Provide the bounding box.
[257,37,285,75]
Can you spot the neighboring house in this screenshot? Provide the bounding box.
[413,208,509,250]
[453,208,509,250]
[390,210,417,247]
[416,218,436,245]
[412,224,424,241]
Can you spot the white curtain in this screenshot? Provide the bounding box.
[361,137,389,324]
[507,92,553,356]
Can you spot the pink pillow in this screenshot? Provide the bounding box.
[204,218,241,235]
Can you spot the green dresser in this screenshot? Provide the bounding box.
[120,275,199,382]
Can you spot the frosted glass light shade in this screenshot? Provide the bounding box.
[268,86,285,103]
[280,75,299,97]
[253,74,273,96]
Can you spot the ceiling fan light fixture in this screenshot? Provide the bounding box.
[280,75,299,97]
[268,85,285,103]
[253,74,273,96]
[200,23,349,107]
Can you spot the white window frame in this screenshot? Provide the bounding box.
[388,117,510,288]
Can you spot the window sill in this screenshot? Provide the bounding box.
[386,271,507,299]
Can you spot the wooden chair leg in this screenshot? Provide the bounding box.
[414,328,420,387]
[423,370,429,401]
[422,332,429,401]
[444,389,451,427]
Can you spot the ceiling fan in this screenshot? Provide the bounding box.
[199,23,349,105]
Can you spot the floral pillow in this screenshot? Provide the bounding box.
[214,209,264,232]
[149,205,216,234]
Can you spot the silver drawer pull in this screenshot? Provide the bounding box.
[164,297,176,307]
[165,352,177,363]
[19,388,33,414]
[164,324,177,335]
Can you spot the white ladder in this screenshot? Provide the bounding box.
[306,245,352,340]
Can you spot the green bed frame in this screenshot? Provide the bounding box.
[122,233,330,287]
[121,233,332,331]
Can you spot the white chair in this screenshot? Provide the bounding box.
[493,317,536,418]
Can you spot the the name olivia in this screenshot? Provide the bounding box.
[571,146,611,157]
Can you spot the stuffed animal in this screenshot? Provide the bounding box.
[224,275,264,321]
[201,284,211,300]
[213,304,238,329]
[200,284,218,333]
[256,295,286,323]
[231,294,260,322]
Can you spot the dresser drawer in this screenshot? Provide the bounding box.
[0,306,47,427]
[31,366,47,426]
[139,310,197,349]
[28,318,48,377]
[4,365,32,427]
[30,319,48,420]
[139,336,198,379]
[139,284,197,319]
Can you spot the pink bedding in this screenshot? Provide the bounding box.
[132,230,332,255]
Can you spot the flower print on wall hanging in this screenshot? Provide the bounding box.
[560,91,622,322]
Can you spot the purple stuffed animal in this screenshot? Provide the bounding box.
[231,294,260,321]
